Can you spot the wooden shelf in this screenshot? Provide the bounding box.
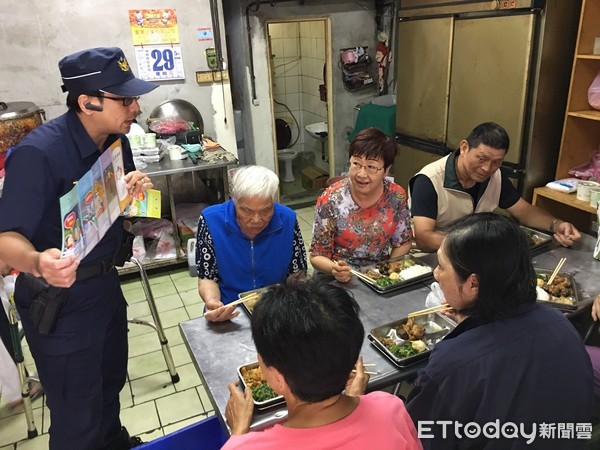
[567,110,600,121]
[533,187,597,214]
[577,54,600,60]
[551,0,600,227]
[533,187,597,234]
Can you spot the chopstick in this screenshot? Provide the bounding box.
[228,292,260,307]
[547,257,567,286]
[349,267,377,285]
[407,304,453,318]
[352,369,378,375]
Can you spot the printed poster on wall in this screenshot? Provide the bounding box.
[128,9,179,45]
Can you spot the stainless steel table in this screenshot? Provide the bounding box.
[180,269,437,433]
[180,233,600,434]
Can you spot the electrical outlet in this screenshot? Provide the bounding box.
[212,70,229,81]
[196,71,213,84]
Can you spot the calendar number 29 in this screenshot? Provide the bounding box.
[151,49,175,71]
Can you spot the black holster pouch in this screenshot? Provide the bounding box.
[17,273,69,335]
[113,230,135,267]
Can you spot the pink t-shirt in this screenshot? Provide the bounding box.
[222,391,422,450]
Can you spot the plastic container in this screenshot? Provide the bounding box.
[187,238,197,277]
[136,415,227,449]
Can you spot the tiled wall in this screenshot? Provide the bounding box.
[269,21,327,158]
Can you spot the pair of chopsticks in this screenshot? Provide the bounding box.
[228,292,260,307]
[348,267,377,285]
[547,257,567,286]
[353,363,377,376]
[407,304,453,318]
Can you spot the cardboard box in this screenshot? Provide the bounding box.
[301,166,328,191]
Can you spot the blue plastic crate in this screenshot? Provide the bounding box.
[137,415,228,449]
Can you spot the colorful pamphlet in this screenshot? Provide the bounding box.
[123,189,161,218]
[60,139,161,258]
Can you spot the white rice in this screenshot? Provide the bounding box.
[536,286,550,301]
[400,265,432,280]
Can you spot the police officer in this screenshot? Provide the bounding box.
[0,47,157,449]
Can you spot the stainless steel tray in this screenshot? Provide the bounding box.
[237,286,273,316]
[237,361,285,410]
[368,313,456,367]
[535,268,579,311]
[521,226,553,252]
[355,255,433,294]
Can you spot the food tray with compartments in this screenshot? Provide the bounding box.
[237,286,273,316]
[237,361,285,409]
[368,313,456,367]
[535,268,579,311]
[521,226,553,252]
[355,255,433,294]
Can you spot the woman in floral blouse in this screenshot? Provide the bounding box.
[309,127,412,283]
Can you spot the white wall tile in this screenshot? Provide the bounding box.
[285,76,299,93]
[272,79,285,96]
[300,37,310,56]
[270,38,283,59]
[311,21,324,38]
[299,21,310,37]
[269,23,283,39]
[285,59,301,77]
[286,93,300,110]
[283,38,299,58]
[283,22,298,38]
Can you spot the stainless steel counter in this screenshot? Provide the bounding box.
[118,150,237,274]
[144,151,234,178]
[179,233,600,434]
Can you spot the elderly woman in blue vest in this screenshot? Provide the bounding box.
[195,165,308,322]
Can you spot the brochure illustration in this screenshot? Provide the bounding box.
[60,139,161,259]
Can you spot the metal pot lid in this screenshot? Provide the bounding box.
[0,101,42,121]
[148,99,204,133]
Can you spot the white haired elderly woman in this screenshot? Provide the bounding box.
[195,166,307,322]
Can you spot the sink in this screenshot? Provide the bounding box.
[305,122,328,142]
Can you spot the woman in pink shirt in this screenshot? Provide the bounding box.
[222,279,422,450]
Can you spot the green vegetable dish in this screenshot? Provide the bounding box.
[252,382,277,402]
[389,342,419,358]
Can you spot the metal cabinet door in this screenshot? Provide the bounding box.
[446,14,535,164]
[395,17,453,143]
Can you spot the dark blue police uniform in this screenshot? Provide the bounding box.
[0,109,133,449]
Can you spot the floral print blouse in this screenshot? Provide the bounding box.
[309,178,412,267]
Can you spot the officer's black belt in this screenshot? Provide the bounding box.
[76,258,115,281]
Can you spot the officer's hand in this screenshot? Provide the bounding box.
[36,249,79,288]
[125,171,153,198]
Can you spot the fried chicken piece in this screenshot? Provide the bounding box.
[401,317,425,340]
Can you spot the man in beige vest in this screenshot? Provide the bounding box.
[409,122,580,252]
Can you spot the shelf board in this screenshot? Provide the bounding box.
[533,187,597,214]
[117,248,187,275]
[577,54,600,60]
[567,110,600,121]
